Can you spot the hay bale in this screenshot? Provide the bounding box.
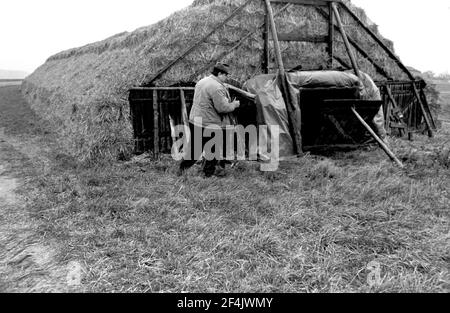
[22,0,405,162]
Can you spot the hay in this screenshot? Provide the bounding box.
[22,0,405,162]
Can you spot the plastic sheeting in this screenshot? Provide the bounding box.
[244,74,297,159]
[242,70,386,161]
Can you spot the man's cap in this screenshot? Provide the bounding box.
[213,62,230,75]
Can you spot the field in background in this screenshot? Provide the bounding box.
[0,79,23,87]
[434,80,450,121]
[1,84,449,292]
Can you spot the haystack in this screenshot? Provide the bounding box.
[22,0,405,161]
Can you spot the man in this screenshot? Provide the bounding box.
[178,63,240,177]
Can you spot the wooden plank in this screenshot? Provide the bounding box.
[412,83,434,137]
[264,0,303,155]
[262,8,270,74]
[144,0,253,86]
[408,96,414,141]
[333,55,351,69]
[328,2,334,68]
[180,89,189,128]
[347,39,393,80]
[383,92,392,131]
[187,4,292,82]
[331,3,361,81]
[339,2,415,81]
[351,107,404,168]
[270,0,334,6]
[224,83,256,100]
[130,87,195,91]
[316,8,392,80]
[179,89,190,156]
[276,33,328,43]
[153,90,160,156]
[419,87,437,130]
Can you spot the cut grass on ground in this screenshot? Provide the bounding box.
[24,133,450,293]
[2,85,449,293]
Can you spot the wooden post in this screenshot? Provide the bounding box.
[263,0,303,155]
[408,104,414,141]
[153,90,160,157]
[331,3,361,81]
[351,107,404,168]
[412,83,434,138]
[316,7,392,80]
[179,89,190,156]
[328,2,334,69]
[263,0,285,77]
[419,84,437,130]
[224,83,256,100]
[333,55,351,70]
[262,8,270,74]
[180,89,189,127]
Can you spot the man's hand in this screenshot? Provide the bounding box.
[232,98,240,109]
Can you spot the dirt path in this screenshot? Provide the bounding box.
[0,85,82,292]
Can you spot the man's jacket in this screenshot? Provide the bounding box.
[189,75,238,127]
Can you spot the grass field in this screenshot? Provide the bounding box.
[1,85,449,292]
[435,80,450,122]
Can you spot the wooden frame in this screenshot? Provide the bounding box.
[129,0,436,164]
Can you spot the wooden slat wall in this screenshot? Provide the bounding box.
[378,81,426,133]
[129,81,430,154]
[129,88,194,154]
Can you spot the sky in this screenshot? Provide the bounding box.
[0,0,449,75]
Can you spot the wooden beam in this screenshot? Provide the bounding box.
[264,0,285,76]
[412,83,434,137]
[339,2,415,81]
[333,55,351,69]
[130,87,195,91]
[418,85,437,130]
[224,83,256,100]
[262,7,270,74]
[179,89,190,155]
[143,0,253,86]
[276,33,328,43]
[270,0,335,6]
[331,3,361,81]
[346,37,392,80]
[328,2,334,68]
[187,4,291,82]
[316,7,392,80]
[153,90,160,157]
[179,89,189,129]
[351,106,404,168]
[264,0,303,154]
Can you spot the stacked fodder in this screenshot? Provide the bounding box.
[22,0,405,162]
